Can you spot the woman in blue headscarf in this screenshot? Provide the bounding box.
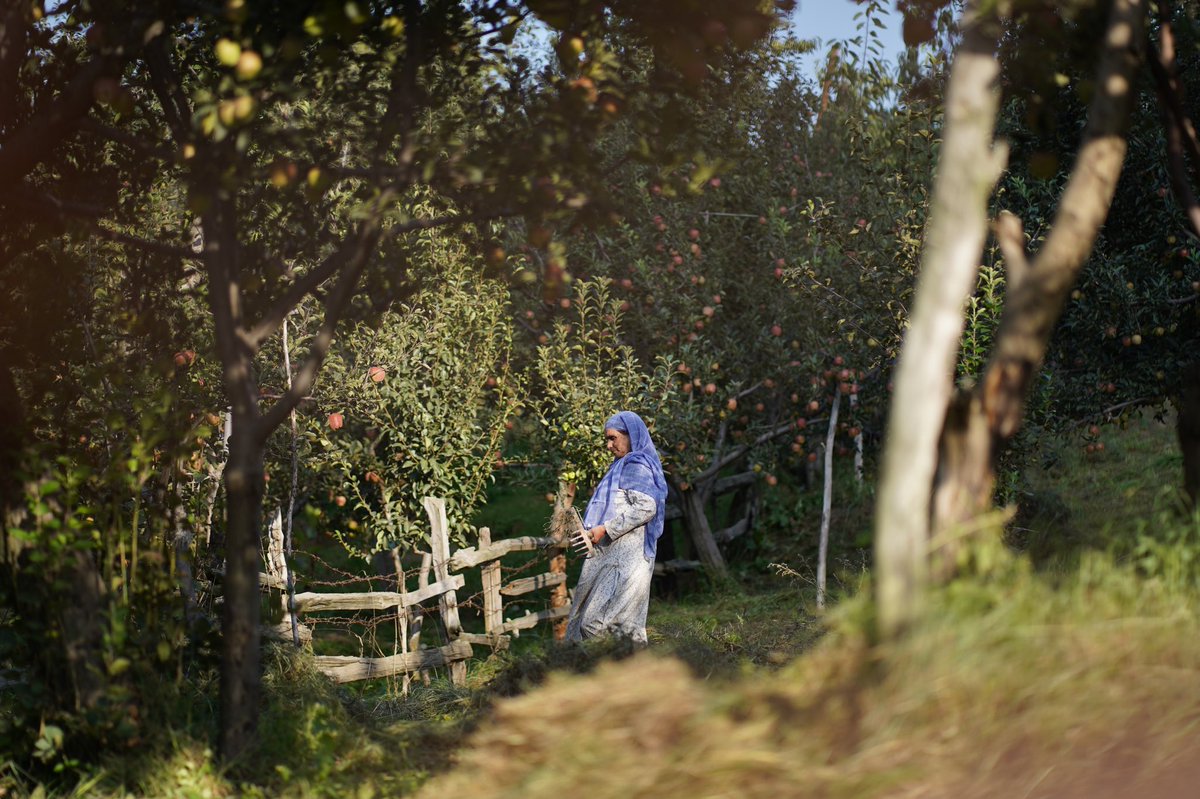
[565,410,668,644]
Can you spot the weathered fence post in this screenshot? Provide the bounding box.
[818,388,842,609]
[408,551,432,686]
[389,546,412,696]
[549,480,575,640]
[265,509,301,640]
[478,527,504,642]
[423,497,466,686]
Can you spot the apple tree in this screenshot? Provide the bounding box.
[2,0,784,760]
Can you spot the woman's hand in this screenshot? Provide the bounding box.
[589,525,606,545]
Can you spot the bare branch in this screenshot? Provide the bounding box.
[993,210,1029,291]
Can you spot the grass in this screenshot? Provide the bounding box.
[6,414,1200,798]
[422,535,1200,799]
[1014,410,1187,563]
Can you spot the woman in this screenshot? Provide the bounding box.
[565,411,668,644]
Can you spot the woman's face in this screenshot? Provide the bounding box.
[604,428,631,459]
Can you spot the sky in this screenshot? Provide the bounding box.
[790,0,907,78]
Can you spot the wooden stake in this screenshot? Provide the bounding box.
[818,387,841,610]
[549,480,575,640]
[479,527,504,640]
[423,497,466,685]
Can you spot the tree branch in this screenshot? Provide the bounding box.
[982,0,1144,437]
[993,210,1029,291]
[143,33,192,144]
[79,116,175,161]
[695,420,793,483]
[25,188,196,258]
[244,210,505,349]
[257,199,394,437]
[0,54,122,188]
[1146,3,1200,239]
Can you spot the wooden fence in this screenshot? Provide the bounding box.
[264,497,567,686]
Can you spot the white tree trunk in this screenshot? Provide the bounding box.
[817,388,841,610]
[873,1,1007,638]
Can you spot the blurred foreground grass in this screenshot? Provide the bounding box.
[5,416,1199,798]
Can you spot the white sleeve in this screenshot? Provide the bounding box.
[602,489,656,539]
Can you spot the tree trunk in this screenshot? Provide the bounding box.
[677,485,728,578]
[875,0,1144,639]
[818,389,841,609]
[0,360,23,558]
[60,550,108,710]
[218,424,265,762]
[1177,362,1200,506]
[930,389,996,577]
[873,2,1007,639]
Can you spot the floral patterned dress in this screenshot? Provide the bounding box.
[565,488,657,644]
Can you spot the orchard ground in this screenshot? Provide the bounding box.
[3,412,1198,798]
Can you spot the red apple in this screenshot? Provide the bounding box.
[327,412,344,430]
[368,365,387,383]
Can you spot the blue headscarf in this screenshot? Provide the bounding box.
[583,411,668,561]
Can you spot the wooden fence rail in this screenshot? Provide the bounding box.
[264,496,570,686]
